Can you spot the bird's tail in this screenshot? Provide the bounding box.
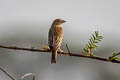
[51,49,57,63]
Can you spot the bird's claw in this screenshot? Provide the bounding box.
[58,49,64,56]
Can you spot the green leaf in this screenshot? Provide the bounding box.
[112,57,120,60]
[89,39,93,44]
[92,34,96,40]
[91,37,94,43]
[94,41,98,43]
[98,36,103,39]
[84,48,86,50]
[112,52,116,56]
[96,38,101,41]
[88,42,91,46]
[95,31,98,37]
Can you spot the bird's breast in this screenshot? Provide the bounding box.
[56,26,63,34]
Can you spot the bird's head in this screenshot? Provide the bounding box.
[52,18,66,25]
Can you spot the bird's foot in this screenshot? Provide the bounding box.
[58,49,64,56]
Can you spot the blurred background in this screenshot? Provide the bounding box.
[0,0,120,80]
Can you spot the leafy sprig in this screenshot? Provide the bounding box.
[109,52,120,61]
[83,31,103,56]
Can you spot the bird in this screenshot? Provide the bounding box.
[48,18,66,63]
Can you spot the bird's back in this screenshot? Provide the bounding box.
[48,25,63,50]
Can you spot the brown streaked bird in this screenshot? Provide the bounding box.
[48,18,66,63]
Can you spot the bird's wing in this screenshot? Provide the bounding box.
[48,28,53,48]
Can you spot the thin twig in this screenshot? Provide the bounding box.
[110,52,120,58]
[66,44,70,53]
[0,66,16,80]
[0,45,120,63]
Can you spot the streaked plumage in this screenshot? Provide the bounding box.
[48,18,66,63]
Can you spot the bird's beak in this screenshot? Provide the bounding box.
[62,20,66,23]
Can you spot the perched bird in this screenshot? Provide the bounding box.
[48,18,66,63]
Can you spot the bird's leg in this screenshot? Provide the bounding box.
[50,49,52,53]
[49,48,52,54]
[58,48,64,56]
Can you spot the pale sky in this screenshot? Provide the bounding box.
[0,0,120,45]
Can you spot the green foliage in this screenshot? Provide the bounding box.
[109,52,120,61]
[43,46,50,51]
[83,31,103,55]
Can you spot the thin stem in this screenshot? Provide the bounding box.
[111,52,120,58]
[0,66,16,80]
[66,44,70,53]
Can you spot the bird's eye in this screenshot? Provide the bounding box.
[57,20,60,22]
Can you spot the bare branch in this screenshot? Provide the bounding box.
[0,45,49,52]
[0,45,120,64]
[0,66,16,80]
